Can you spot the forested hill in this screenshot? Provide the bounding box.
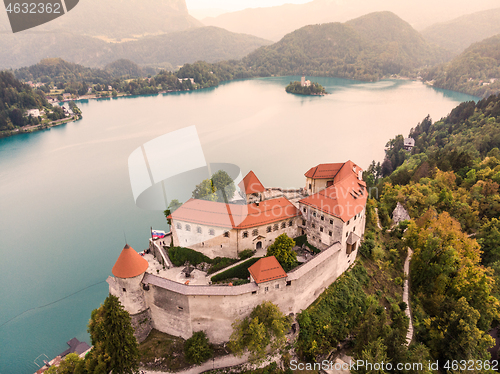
[421,7,500,56]
[14,58,156,84]
[0,72,49,131]
[242,11,447,81]
[362,94,500,365]
[422,34,500,98]
[15,59,113,84]
[0,27,272,71]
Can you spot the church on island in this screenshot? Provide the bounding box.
[107,160,367,343]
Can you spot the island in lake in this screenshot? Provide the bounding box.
[285,76,327,95]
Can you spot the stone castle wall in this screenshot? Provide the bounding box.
[132,239,358,343]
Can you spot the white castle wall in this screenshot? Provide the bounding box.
[171,217,300,259]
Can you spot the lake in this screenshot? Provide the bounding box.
[0,76,477,374]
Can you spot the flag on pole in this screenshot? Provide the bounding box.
[152,229,166,239]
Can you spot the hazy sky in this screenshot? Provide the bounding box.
[186,0,312,11]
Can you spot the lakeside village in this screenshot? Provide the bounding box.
[36,160,373,373]
[0,76,196,139]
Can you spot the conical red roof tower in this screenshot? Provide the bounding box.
[112,244,148,278]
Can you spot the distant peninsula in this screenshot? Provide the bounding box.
[286,77,327,96]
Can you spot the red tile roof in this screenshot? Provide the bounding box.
[304,160,362,181]
[300,162,367,222]
[248,256,287,284]
[304,162,344,179]
[239,171,265,194]
[112,244,149,278]
[170,197,300,229]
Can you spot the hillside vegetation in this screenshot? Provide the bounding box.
[421,7,500,55]
[0,72,49,131]
[354,94,500,369]
[0,27,272,71]
[243,12,447,81]
[422,34,500,97]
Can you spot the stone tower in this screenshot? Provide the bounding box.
[109,244,148,314]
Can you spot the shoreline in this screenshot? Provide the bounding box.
[0,75,481,140]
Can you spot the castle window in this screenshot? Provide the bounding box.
[185,225,191,231]
[320,227,324,232]
[347,220,350,225]
[275,284,279,289]
[303,207,306,213]
[330,219,333,225]
[267,226,272,233]
[264,286,269,292]
[313,212,316,217]
[286,280,291,286]
[329,231,332,236]
[252,229,258,236]
[354,215,357,220]
[122,288,126,292]
[243,231,248,238]
[178,306,183,311]
[209,229,215,236]
[197,227,202,234]
[312,223,315,229]
[288,220,293,227]
[321,215,324,221]
[176,223,182,230]
[346,232,349,238]
[224,231,229,238]
[302,220,306,226]
[252,291,257,295]
[281,222,286,229]
[309,183,311,190]
[273,224,279,231]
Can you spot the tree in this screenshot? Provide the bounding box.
[164,199,182,224]
[352,338,390,374]
[211,170,236,203]
[266,234,297,271]
[86,294,139,374]
[184,331,213,364]
[192,179,217,201]
[405,210,499,361]
[45,353,85,374]
[229,301,290,360]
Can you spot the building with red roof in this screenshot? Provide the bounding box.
[248,256,287,284]
[112,244,149,278]
[239,170,265,203]
[299,160,367,252]
[170,196,300,258]
[107,160,368,347]
[168,161,366,258]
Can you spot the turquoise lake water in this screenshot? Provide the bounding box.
[0,76,478,374]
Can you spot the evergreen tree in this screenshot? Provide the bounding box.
[86,294,139,374]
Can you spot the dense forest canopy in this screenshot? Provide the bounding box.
[354,94,500,369]
[243,12,447,81]
[0,71,49,131]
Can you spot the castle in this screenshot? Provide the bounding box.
[107,160,367,343]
